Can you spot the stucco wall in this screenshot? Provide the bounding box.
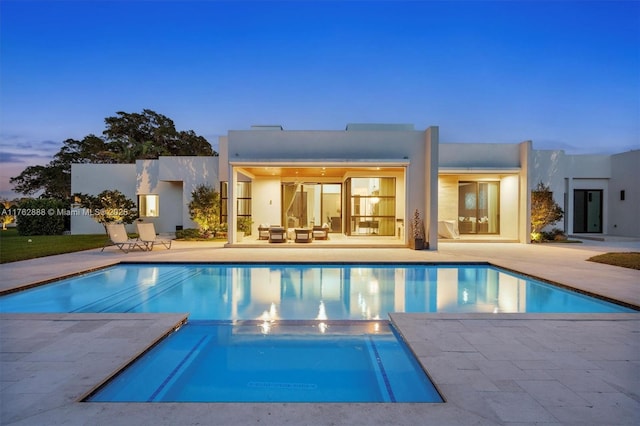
[439,143,521,168]
[608,150,640,237]
[251,178,282,233]
[70,163,137,234]
[228,129,425,161]
[500,175,520,239]
[437,176,458,222]
[530,150,622,236]
[157,156,219,232]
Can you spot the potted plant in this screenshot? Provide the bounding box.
[409,209,426,250]
[236,216,253,242]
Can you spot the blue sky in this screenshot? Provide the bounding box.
[1,0,639,199]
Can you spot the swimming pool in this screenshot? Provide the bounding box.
[0,263,632,317]
[87,321,443,403]
[2,262,632,404]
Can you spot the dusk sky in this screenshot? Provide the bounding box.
[1,0,639,199]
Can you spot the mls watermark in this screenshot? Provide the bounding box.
[1,208,133,217]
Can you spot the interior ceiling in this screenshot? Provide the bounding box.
[241,166,404,179]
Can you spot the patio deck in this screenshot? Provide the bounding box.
[1,239,638,425]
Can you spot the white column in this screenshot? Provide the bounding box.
[228,164,236,245]
[566,177,574,235]
[425,126,439,250]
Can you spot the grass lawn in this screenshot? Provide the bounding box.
[0,228,109,264]
[588,252,640,270]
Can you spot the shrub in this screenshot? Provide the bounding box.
[16,198,67,235]
[410,209,425,239]
[237,216,253,236]
[531,182,564,242]
[175,228,204,240]
[188,184,221,235]
[541,228,566,242]
[74,190,138,230]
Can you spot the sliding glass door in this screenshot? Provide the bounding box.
[282,183,342,231]
[346,177,396,236]
[458,181,499,234]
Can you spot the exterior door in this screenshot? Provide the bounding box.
[346,177,396,236]
[283,183,342,231]
[573,190,602,233]
[458,181,499,234]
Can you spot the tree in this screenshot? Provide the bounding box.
[188,184,221,237]
[104,110,214,159]
[531,182,564,242]
[74,190,138,231]
[1,199,17,230]
[10,110,216,199]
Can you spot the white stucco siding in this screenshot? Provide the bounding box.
[608,150,640,237]
[137,181,183,234]
[158,156,219,184]
[564,154,611,178]
[439,143,522,168]
[251,178,282,233]
[70,163,137,234]
[529,150,636,236]
[156,156,219,232]
[72,163,137,196]
[500,175,520,240]
[218,136,229,182]
[227,130,424,161]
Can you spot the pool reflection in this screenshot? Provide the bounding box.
[0,264,630,317]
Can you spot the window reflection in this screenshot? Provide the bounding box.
[5,265,625,318]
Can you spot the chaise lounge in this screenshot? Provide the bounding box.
[102,223,146,253]
[136,222,172,250]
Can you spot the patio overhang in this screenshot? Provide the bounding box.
[438,167,521,175]
[230,159,410,178]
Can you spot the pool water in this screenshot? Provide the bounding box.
[0,263,632,317]
[87,321,443,403]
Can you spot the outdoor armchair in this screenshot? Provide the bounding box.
[268,226,286,243]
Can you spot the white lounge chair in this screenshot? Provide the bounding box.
[136,222,172,250]
[102,223,146,253]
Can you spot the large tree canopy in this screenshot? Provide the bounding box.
[10,110,216,200]
[104,110,213,161]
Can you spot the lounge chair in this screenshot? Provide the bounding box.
[102,223,146,253]
[136,222,172,250]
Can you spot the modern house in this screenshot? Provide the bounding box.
[70,124,640,247]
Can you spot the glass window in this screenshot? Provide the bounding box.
[220,181,252,225]
[282,183,342,230]
[458,181,499,234]
[138,195,159,217]
[348,177,396,236]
